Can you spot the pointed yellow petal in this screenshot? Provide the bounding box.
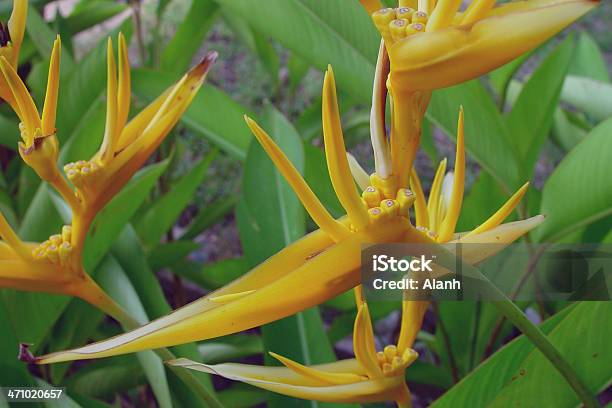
[450,215,545,264]
[116,32,131,134]
[400,0,419,8]
[322,65,370,230]
[0,211,31,260]
[397,300,429,352]
[98,38,119,163]
[360,0,383,14]
[354,303,383,378]
[427,0,462,31]
[168,358,402,404]
[346,153,370,192]
[269,352,365,385]
[438,107,465,242]
[410,168,428,228]
[245,116,350,242]
[370,41,392,178]
[427,158,447,232]
[461,0,496,25]
[41,36,61,136]
[209,290,256,304]
[389,0,599,92]
[418,0,436,14]
[6,0,27,67]
[36,219,412,364]
[0,56,41,145]
[465,182,529,237]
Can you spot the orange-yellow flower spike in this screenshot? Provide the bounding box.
[245,115,350,243]
[322,65,370,230]
[360,0,383,15]
[437,107,465,242]
[0,211,31,260]
[41,36,61,136]
[465,182,530,237]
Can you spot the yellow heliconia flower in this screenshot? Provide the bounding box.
[34,63,543,365]
[0,0,26,109]
[0,32,216,318]
[168,297,418,407]
[367,0,599,92]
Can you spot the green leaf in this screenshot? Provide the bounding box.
[431,305,575,407]
[288,52,310,91]
[148,241,200,270]
[181,195,238,240]
[537,117,612,242]
[506,36,575,177]
[83,160,169,271]
[428,81,519,191]
[236,106,344,408]
[135,152,215,247]
[132,69,253,159]
[488,53,530,107]
[96,257,173,408]
[488,302,611,407]
[561,76,612,122]
[568,32,610,82]
[198,334,263,364]
[63,1,128,35]
[0,114,17,150]
[160,0,219,75]
[172,257,249,290]
[304,144,343,218]
[215,0,378,103]
[25,5,75,69]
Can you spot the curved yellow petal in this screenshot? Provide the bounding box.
[7,0,27,67]
[116,33,131,135]
[41,36,61,136]
[397,300,429,352]
[389,0,599,92]
[464,182,529,237]
[410,168,428,228]
[244,115,350,242]
[322,65,370,230]
[0,56,41,144]
[98,38,119,163]
[269,352,365,385]
[427,0,462,31]
[370,41,392,178]
[354,303,383,378]
[438,107,465,242]
[427,158,447,232]
[36,219,413,364]
[168,358,403,404]
[346,153,371,192]
[461,0,496,25]
[0,210,30,260]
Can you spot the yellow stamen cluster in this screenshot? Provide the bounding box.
[360,173,415,224]
[372,7,426,45]
[32,226,72,266]
[63,160,100,200]
[376,345,418,377]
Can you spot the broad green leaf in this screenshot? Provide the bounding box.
[236,106,343,408]
[83,160,169,271]
[288,52,310,91]
[222,9,280,85]
[58,100,106,165]
[506,36,574,177]
[568,32,610,82]
[25,5,75,69]
[488,53,530,106]
[551,108,588,152]
[132,69,253,159]
[135,152,215,247]
[0,114,18,150]
[148,241,200,271]
[537,117,612,242]
[161,0,218,75]
[96,257,173,408]
[63,1,128,35]
[198,334,263,364]
[64,356,144,399]
[561,76,612,122]
[215,0,378,103]
[0,301,36,387]
[217,384,268,408]
[428,81,519,191]
[171,257,249,290]
[181,195,238,240]
[430,304,575,407]
[304,144,343,218]
[488,302,611,407]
